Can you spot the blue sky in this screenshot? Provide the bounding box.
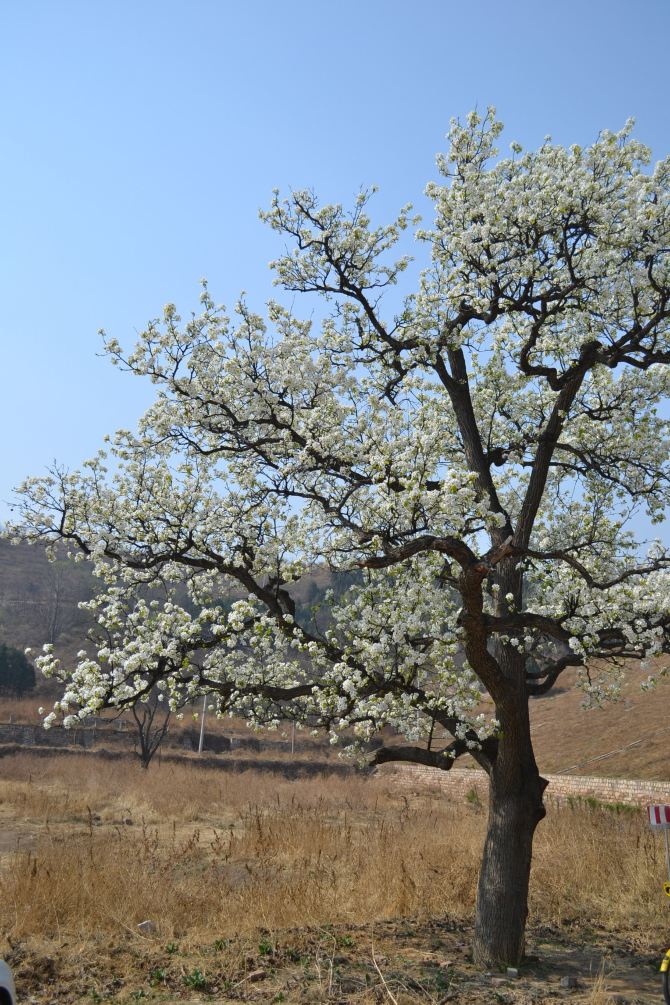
[1,0,669,525]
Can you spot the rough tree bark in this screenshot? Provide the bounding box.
[472,695,547,967]
[466,557,548,967]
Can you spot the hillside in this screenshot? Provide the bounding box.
[0,539,352,681]
[0,539,97,674]
[423,660,670,782]
[528,660,670,780]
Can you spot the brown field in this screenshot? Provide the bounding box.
[0,751,668,1004]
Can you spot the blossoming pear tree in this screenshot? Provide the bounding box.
[12,109,670,966]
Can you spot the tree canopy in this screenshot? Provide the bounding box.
[11,109,670,965]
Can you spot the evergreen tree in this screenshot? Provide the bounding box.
[0,644,36,695]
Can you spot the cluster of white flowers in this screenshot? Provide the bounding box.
[10,110,669,755]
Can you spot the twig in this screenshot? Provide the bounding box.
[371,938,398,1005]
[313,926,336,995]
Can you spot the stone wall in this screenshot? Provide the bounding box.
[0,721,318,757]
[0,722,95,748]
[376,764,670,807]
[0,742,357,778]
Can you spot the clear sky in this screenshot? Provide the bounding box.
[1,0,669,525]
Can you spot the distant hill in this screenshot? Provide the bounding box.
[0,539,97,677]
[0,539,354,687]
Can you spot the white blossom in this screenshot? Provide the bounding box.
[8,110,670,760]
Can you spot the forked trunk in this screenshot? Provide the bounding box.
[472,704,547,968]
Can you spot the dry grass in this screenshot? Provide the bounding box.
[0,755,479,942]
[0,751,666,1003]
[6,658,670,784]
[0,751,665,947]
[0,753,362,824]
[0,695,341,764]
[585,968,618,1005]
[0,695,45,724]
[532,798,664,934]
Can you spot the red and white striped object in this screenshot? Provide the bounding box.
[647,804,670,829]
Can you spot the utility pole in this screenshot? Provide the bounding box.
[197,694,207,754]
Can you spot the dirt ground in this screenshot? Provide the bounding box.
[2,915,664,1004]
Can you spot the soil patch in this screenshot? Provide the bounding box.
[4,917,662,1004]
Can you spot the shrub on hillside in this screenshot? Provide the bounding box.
[0,643,36,695]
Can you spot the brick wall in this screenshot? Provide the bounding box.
[375,764,670,806]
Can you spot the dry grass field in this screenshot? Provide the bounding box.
[0,751,668,1004]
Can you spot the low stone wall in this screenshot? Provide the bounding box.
[0,722,95,748]
[0,722,303,756]
[0,743,356,778]
[376,764,670,807]
[544,772,670,805]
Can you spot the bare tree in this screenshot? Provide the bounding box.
[130,690,171,769]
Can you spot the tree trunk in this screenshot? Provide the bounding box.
[472,705,547,968]
[461,555,548,968]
